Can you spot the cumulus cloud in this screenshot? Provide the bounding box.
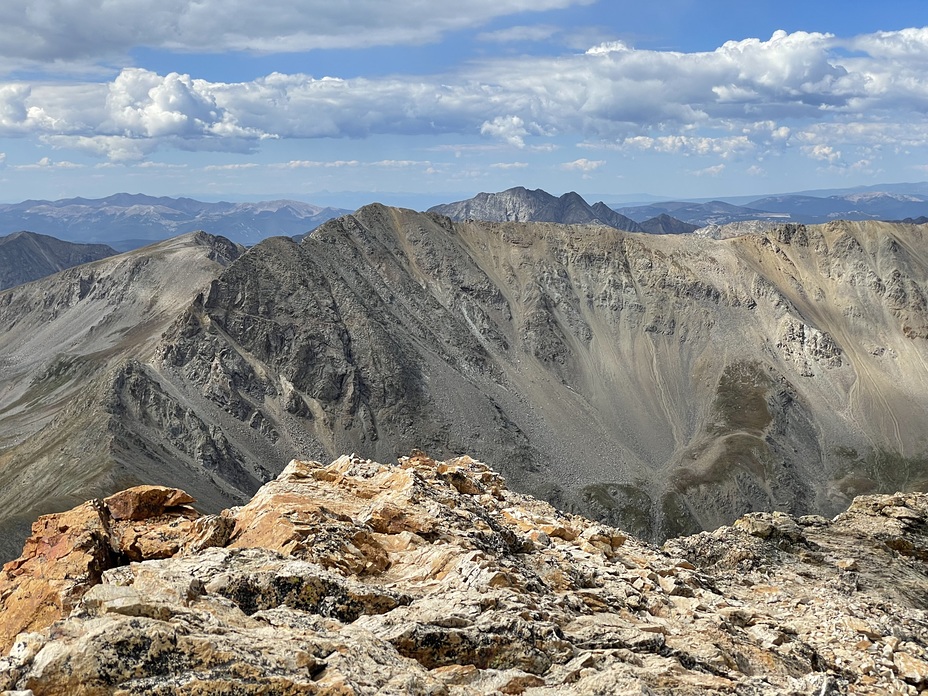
[610,135,755,158]
[2,27,928,168]
[480,116,531,148]
[693,164,726,177]
[490,161,529,169]
[803,144,842,163]
[561,158,604,171]
[14,156,83,169]
[0,0,594,64]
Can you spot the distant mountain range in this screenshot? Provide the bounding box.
[428,187,699,235]
[0,231,117,291]
[617,190,928,226]
[2,186,926,253]
[0,194,351,249]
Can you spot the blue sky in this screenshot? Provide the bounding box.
[0,1,927,207]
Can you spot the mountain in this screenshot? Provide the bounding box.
[0,193,351,248]
[617,200,788,226]
[617,190,928,227]
[429,187,646,231]
[3,207,928,558]
[0,231,117,291]
[2,452,928,694]
[0,231,245,560]
[637,213,699,235]
[748,192,928,223]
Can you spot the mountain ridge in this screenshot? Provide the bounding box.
[429,187,651,232]
[2,208,928,558]
[0,231,118,291]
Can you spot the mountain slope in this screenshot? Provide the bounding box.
[4,209,928,556]
[749,191,928,222]
[618,200,786,226]
[0,232,245,559]
[0,231,117,291]
[142,209,928,537]
[637,213,699,235]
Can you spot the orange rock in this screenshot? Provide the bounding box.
[0,501,113,654]
[0,486,202,654]
[103,485,196,521]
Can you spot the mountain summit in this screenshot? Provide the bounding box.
[2,452,927,694]
[429,187,648,231]
[0,231,117,291]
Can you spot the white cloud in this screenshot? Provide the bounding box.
[561,158,604,171]
[1,27,928,170]
[0,0,594,64]
[609,134,755,158]
[585,41,630,55]
[803,144,842,163]
[693,164,726,177]
[14,156,83,169]
[203,163,258,171]
[369,160,431,168]
[490,161,528,169]
[274,160,360,169]
[480,116,530,148]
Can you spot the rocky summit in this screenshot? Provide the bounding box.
[2,452,928,695]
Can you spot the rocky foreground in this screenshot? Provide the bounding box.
[1,453,928,695]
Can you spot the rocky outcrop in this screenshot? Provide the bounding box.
[2,453,928,695]
[0,486,205,653]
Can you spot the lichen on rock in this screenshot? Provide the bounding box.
[2,453,928,694]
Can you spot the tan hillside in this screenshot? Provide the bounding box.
[2,207,928,553]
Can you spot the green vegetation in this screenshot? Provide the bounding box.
[660,491,702,538]
[834,446,928,497]
[708,361,773,435]
[581,482,654,539]
[674,361,774,494]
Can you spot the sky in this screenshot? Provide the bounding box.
[1,1,928,207]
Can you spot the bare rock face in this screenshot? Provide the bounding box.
[428,187,644,232]
[2,454,928,695]
[0,486,206,654]
[0,232,245,562]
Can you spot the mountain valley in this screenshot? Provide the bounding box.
[2,207,928,559]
